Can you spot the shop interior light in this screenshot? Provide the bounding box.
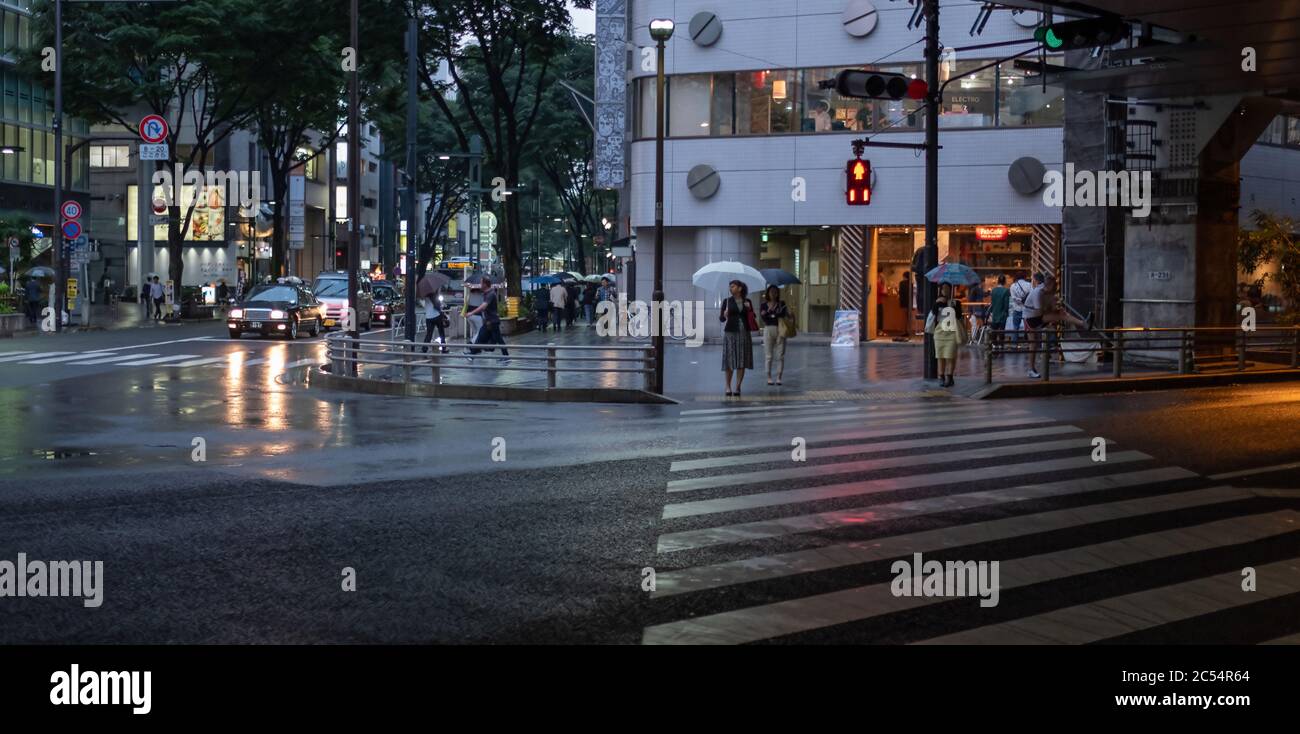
[772,79,787,99]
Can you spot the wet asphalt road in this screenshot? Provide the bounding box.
[0,322,1297,644]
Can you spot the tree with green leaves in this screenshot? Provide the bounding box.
[1239,209,1300,316]
[529,32,617,276]
[30,0,274,292]
[413,0,589,295]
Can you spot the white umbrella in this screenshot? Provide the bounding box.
[692,261,765,297]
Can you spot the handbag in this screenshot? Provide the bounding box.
[744,303,760,333]
[779,312,797,339]
[924,310,936,334]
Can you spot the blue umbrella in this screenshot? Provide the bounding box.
[761,268,800,287]
[924,262,981,286]
[532,274,562,286]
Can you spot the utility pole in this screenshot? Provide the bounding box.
[53,0,64,331]
[923,0,940,380]
[346,0,360,375]
[403,18,419,342]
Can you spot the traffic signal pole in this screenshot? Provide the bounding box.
[922,0,940,380]
[346,0,360,376]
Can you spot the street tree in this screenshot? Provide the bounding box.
[529,33,618,276]
[30,0,273,294]
[412,0,590,296]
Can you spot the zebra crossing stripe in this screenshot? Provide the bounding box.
[668,410,1038,457]
[681,402,840,416]
[0,351,72,363]
[18,352,118,364]
[64,353,161,365]
[641,511,1300,645]
[678,403,1001,429]
[171,357,228,367]
[667,436,1104,494]
[657,463,1184,553]
[661,450,1151,520]
[915,556,1300,645]
[671,424,1078,472]
[1260,632,1300,645]
[113,354,201,366]
[652,483,1246,597]
[679,401,960,423]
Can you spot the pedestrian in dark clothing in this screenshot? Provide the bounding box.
[720,280,755,397]
[464,277,509,360]
[24,278,42,324]
[149,276,164,319]
[564,282,578,327]
[988,274,1010,351]
[534,287,550,332]
[583,282,598,325]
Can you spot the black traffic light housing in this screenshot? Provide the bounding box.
[1033,16,1128,51]
[821,70,927,100]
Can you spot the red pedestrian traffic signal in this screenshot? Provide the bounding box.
[846,158,871,205]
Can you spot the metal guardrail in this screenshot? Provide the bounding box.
[981,326,1300,384]
[325,331,657,390]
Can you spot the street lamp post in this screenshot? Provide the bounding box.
[649,18,674,396]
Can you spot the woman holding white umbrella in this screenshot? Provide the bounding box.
[719,280,756,397]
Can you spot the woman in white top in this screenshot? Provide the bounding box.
[422,294,447,353]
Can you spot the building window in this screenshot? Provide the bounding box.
[997,59,1063,126]
[635,57,1062,140]
[90,144,131,168]
[367,160,377,173]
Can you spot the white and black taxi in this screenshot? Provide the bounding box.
[228,283,325,339]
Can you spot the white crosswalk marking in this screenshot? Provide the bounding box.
[171,357,229,367]
[643,398,1300,645]
[64,353,161,365]
[666,436,1104,493]
[17,351,117,364]
[0,351,72,363]
[643,512,1299,645]
[670,423,1076,472]
[914,556,1300,645]
[114,354,201,366]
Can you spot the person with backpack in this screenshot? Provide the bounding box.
[1009,272,1034,348]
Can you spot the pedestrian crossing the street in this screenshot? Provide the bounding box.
[643,398,1300,645]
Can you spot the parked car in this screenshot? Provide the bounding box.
[371,281,405,328]
[228,283,324,339]
[310,270,373,330]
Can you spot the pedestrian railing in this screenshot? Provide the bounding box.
[324,331,657,390]
[981,325,1300,384]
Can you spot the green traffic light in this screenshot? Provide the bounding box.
[1034,26,1064,49]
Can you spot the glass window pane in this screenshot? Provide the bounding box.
[638,77,657,139]
[998,59,1064,126]
[18,126,29,182]
[1287,117,1300,146]
[3,72,14,120]
[806,67,871,132]
[668,74,710,137]
[5,13,16,52]
[736,70,798,134]
[709,73,734,135]
[44,132,54,184]
[2,124,14,181]
[941,60,995,127]
[17,77,29,123]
